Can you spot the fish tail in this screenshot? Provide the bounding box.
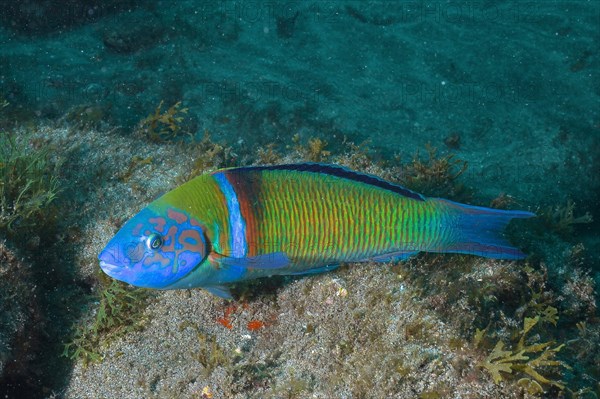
[438,199,535,260]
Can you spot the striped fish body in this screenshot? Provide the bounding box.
[168,167,441,281]
[98,164,534,297]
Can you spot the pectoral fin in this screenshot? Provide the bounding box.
[212,252,290,270]
[204,285,234,299]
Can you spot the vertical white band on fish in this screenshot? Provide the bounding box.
[214,172,247,258]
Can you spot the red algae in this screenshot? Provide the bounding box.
[246,320,265,331]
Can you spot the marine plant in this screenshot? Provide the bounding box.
[256,143,283,164]
[477,315,570,392]
[291,134,331,162]
[140,100,189,142]
[568,320,600,392]
[63,279,152,366]
[400,143,468,198]
[118,155,153,183]
[561,255,597,318]
[306,137,331,162]
[179,131,233,182]
[489,192,516,209]
[540,199,593,238]
[0,133,60,234]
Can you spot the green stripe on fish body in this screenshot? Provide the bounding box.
[218,166,450,272]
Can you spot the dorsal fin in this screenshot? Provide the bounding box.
[218,163,425,201]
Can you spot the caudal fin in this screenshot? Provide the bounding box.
[439,199,535,260]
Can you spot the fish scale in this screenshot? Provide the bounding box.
[249,169,425,265]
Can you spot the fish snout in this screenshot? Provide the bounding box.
[98,242,134,280]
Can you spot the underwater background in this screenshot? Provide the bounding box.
[0,1,598,398]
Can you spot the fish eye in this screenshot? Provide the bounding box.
[147,233,163,250]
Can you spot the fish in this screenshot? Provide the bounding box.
[98,163,534,299]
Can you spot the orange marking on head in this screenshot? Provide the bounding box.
[132,223,144,236]
[143,253,170,268]
[149,217,167,233]
[167,208,188,224]
[178,229,206,256]
[161,226,178,252]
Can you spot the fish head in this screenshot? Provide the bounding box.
[98,205,208,288]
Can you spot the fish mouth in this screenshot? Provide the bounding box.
[99,260,120,276]
[98,246,126,277]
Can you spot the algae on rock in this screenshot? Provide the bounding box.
[0,133,60,234]
[63,279,152,367]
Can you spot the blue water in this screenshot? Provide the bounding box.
[0,1,598,397]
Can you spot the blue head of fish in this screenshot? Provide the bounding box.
[98,205,208,288]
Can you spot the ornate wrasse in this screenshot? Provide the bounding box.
[98,163,534,298]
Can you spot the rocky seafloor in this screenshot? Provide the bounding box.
[0,123,595,398]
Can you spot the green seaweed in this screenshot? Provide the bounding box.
[335,139,377,170]
[517,269,559,327]
[256,143,283,165]
[517,378,544,395]
[0,133,60,234]
[540,199,593,238]
[178,131,233,183]
[62,279,152,367]
[400,143,468,198]
[479,315,570,391]
[292,134,332,162]
[140,100,189,142]
[489,192,516,209]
